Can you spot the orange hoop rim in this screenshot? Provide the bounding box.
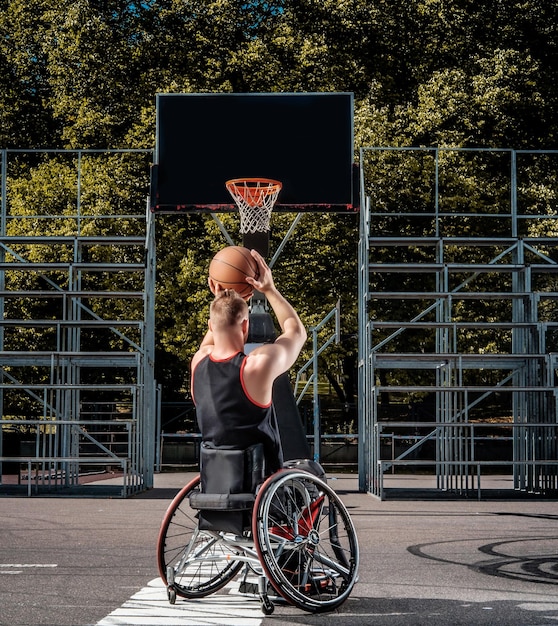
[226,178,282,201]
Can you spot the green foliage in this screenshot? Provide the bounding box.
[2,0,558,406]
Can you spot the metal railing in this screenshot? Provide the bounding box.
[358,147,558,498]
[0,148,156,496]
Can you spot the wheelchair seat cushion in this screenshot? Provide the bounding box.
[189,492,255,511]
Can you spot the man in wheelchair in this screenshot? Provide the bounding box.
[157,249,359,614]
[191,248,307,480]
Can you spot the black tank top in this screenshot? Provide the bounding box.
[192,351,283,472]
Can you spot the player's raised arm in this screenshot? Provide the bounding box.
[244,250,307,397]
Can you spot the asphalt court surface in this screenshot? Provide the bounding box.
[1,472,558,625]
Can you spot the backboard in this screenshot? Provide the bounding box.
[150,92,357,213]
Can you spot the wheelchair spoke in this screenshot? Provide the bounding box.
[253,469,359,613]
[156,476,243,598]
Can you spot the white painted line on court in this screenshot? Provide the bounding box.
[0,563,58,575]
[0,563,58,567]
[96,577,264,626]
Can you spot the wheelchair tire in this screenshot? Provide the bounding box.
[157,475,243,598]
[252,469,359,613]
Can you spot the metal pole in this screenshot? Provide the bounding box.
[143,201,157,489]
[0,150,6,478]
[312,326,320,463]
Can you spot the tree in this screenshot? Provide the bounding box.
[3,0,558,412]
[0,0,59,146]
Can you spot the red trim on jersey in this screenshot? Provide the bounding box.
[208,351,241,363]
[240,356,272,408]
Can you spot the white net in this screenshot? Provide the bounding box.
[226,179,282,234]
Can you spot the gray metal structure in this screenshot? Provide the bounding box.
[358,147,558,498]
[0,149,155,496]
[6,142,557,500]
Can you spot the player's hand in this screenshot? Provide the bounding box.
[246,249,276,294]
[208,277,224,296]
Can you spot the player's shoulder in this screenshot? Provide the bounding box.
[192,346,213,368]
[244,346,275,367]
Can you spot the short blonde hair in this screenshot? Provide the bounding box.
[209,289,248,331]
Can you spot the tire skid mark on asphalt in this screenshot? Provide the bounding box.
[96,577,264,626]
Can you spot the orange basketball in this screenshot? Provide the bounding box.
[209,246,259,299]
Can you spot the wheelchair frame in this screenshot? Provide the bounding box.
[157,455,359,615]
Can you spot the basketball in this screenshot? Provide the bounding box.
[209,246,259,299]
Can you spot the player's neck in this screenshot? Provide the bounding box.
[211,331,244,359]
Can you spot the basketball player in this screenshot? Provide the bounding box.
[191,249,307,473]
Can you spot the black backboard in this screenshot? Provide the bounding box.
[151,92,356,212]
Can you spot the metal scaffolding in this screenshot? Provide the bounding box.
[358,147,558,499]
[0,149,155,496]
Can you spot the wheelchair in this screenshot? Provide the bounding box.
[157,442,359,614]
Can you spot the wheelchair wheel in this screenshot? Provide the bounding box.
[252,470,359,613]
[157,475,243,598]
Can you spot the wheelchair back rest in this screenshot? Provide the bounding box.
[189,444,266,533]
[200,442,266,496]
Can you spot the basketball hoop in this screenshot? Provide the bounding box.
[226,178,282,234]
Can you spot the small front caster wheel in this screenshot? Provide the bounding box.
[261,598,274,615]
[167,586,177,604]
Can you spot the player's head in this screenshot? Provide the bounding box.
[209,289,249,334]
